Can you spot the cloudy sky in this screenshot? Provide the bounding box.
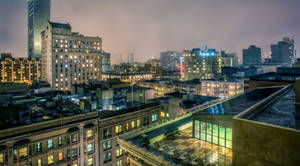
[0,0,299,64]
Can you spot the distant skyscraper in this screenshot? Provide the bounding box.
[102,52,111,73]
[181,48,222,81]
[271,37,294,64]
[160,51,181,71]
[128,53,134,64]
[221,51,238,67]
[28,0,51,59]
[242,45,261,65]
[41,21,102,91]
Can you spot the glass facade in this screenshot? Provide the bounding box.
[194,120,232,149]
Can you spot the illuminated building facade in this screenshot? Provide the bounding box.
[41,21,102,91]
[0,55,41,83]
[201,79,244,99]
[28,0,51,59]
[0,101,161,166]
[102,73,152,83]
[118,86,290,166]
[137,78,201,98]
[181,48,222,81]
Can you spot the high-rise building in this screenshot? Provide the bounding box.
[28,0,51,59]
[221,51,239,67]
[271,37,295,64]
[41,21,102,91]
[102,52,110,73]
[127,53,134,64]
[160,51,181,72]
[180,48,222,81]
[242,45,261,65]
[0,54,41,83]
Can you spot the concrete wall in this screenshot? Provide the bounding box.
[233,118,300,166]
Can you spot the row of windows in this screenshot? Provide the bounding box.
[102,115,157,139]
[54,39,100,46]
[53,48,101,54]
[194,120,232,149]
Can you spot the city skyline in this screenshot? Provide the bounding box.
[0,0,299,64]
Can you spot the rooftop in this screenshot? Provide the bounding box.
[140,78,201,85]
[243,86,300,130]
[49,21,71,29]
[194,87,282,115]
[122,98,231,165]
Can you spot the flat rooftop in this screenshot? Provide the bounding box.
[194,87,282,115]
[127,125,232,165]
[245,87,300,130]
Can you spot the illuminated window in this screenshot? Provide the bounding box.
[126,123,129,130]
[59,152,63,161]
[116,148,123,157]
[48,155,54,164]
[72,134,77,142]
[19,147,27,158]
[58,137,62,145]
[103,141,111,150]
[160,112,165,117]
[137,119,141,127]
[47,139,53,149]
[0,153,3,163]
[115,125,122,134]
[117,160,123,166]
[87,129,93,138]
[88,157,93,166]
[151,114,157,122]
[88,143,93,152]
[37,142,41,152]
[131,121,135,128]
[37,159,42,166]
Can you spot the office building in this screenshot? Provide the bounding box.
[102,52,111,73]
[201,78,244,99]
[41,21,102,91]
[28,0,51,59]
[221,51,238,67]
[181,48,222,81]
[242,45,261,65]
[160,51,181,72]
[271,37,295,64]
[128,53,134,64]
[147,59,162,79]
[0,55,41,83]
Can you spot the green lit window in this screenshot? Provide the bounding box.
[151,114,157,122]
[226,128,232,140]
[207,123,212,135]
[213,124,218,136]
[194,120,200,139]
[219,127,225,139]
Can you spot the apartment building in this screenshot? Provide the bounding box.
[0,102,161,166]
[41,21,102,91]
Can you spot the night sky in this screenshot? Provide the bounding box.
[0,0,299,64]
